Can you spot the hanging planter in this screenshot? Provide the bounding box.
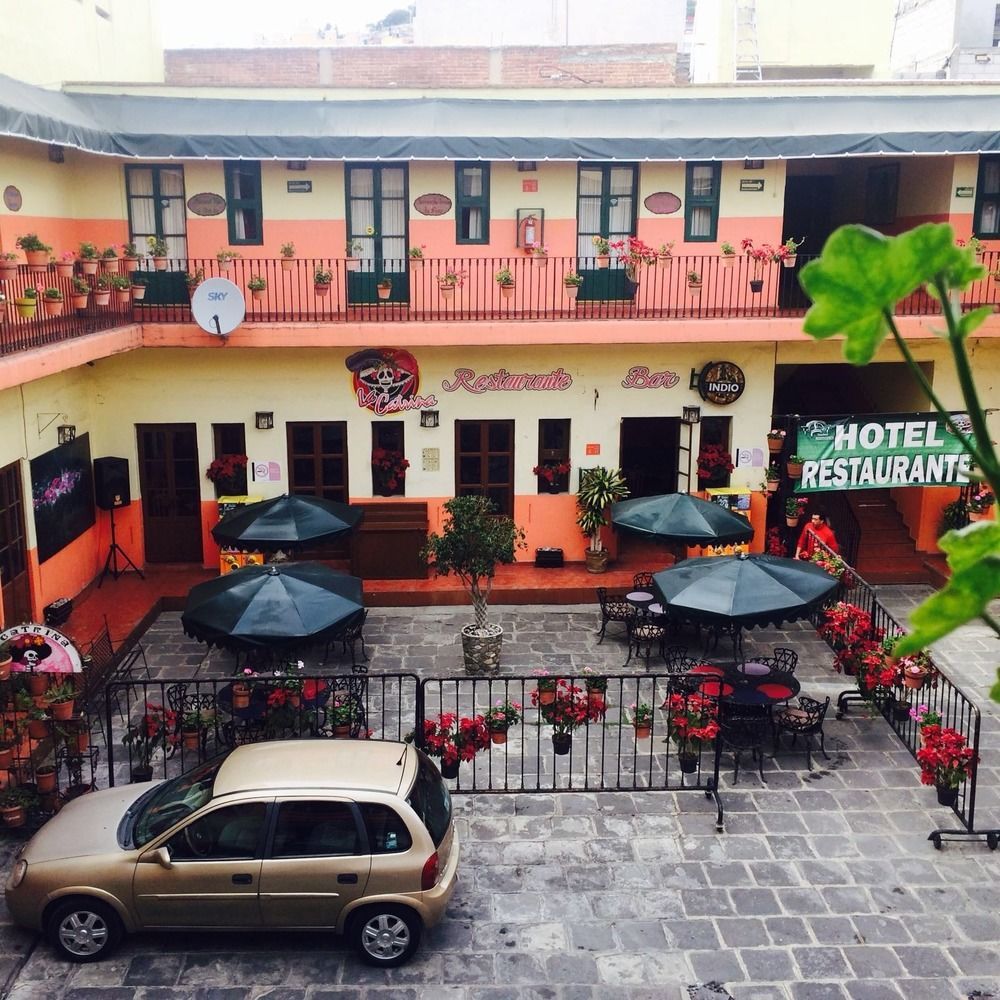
[55,261,74,279]
[936,784,958,807]
[786,456,804,479]
[500,283,515,299]
[596,254,610,269]
[563,274,582,299]
[376,280,392,300]
[749,278,764,293]
[346,257,361,272]
[677,752,698,774]
[552,732,572,755]
[439,282,456,300]
[131,282,147,301]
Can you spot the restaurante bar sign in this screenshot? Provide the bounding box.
[442,368,572,392]
[796,413,976,492]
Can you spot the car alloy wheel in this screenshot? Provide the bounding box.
[47,899,123,962]
[352,904,421,967]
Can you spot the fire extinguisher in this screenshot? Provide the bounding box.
[520,214,538,250]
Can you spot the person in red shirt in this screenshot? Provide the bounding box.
[795,511,839,560]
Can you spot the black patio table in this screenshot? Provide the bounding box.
[685,663,800,707]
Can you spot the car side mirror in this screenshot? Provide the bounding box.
[140,846,173,869]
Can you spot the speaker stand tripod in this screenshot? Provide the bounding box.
[98,505,144,588]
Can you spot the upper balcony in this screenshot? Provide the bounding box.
[3,252,1000,360]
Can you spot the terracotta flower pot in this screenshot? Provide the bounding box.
[131,285,146,301]
[49,699,75,721]
[439,284,455,300]
[376,284,392,300]
[721,255,735,268]
[500,284,514,299]
[231,684,250,710]
[314,282,331,297]
[250,288,265,302]
[94,289,111,307]
[1,804,25,827]
[490,727,508,745]
[0,656,11,682]
[786,461,803,479]
[333,724,352,739]
[0,747,12,770]
[151,256,168,271]
[767,438,784,454]
[71,293,89,310]
[633,724,652,740]
[182,728,200,751]
[596,254,610,269]
[25,250,49,272]
[27,673,49,696]
[122,257,139,274]
[537,687,556,706]
[102,257,120,273]
[785,515,800,528]
[79,259,99,275]
[281,258,295,272]
[564,285,578,299]
[114,289,131,306]
[27,718,49,740]
[42,298,63,317]
[903,667,929,690]
[55,262,74,279]
[749,278,764,293]
[0,261,18,280]
[35,766,56,794]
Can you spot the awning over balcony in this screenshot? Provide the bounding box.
[2,72,1000,161]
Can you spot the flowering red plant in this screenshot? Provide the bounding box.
[122,701,177,765]
[766,526,787,556]
[419,712,490,766]
[205,453,248,487]
[371,448,410,490]
[696,444,734,480]
[532,460,571,484]
[532,679,603,734]
[817,602,883,673]
[916,725,977,789]
[661,691,719,754]
[609,236,658,270]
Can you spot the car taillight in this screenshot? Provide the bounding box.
[420,851,440,890]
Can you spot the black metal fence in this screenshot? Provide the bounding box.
[812,538,997,849]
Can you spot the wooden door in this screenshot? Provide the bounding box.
[619,417,680,499]
[455,420,514,516]
[0,462,30,625]
[345,165,409,305]
[287,422,350,559]
[137,424,203,563]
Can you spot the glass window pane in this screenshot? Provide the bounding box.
[159,169,185,197]
[689,206,712,238]
[459,456,482,483]
[350,169,375,197]
[459,423,481,451]
[322,458,344,483]
[980,200,998,233]
[320,425,345,452]
[381,168,405,198]
[609,167,634,196]
[487,424,511,451]
[293,459,315,485]
[579,169,602,196]
[982,161,1000,195]
[290,426,313,452]
[691,165,715,196]
[273,801,360,858]
[487,456,510,483]
[461,167,483,197]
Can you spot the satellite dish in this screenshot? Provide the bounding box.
[190,278,245,338]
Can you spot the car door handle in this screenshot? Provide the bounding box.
[337,873,358,884]
[232,874,253,885]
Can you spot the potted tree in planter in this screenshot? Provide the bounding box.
[279,241,296,271]
[576,466,629,573]
[421,495,525,674]
[495,267,515,300]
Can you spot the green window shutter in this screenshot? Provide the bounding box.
[224,161,263,246]
[684,162,721,242]
[455,163,490,244]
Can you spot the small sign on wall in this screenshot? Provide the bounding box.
[739,179,765,192]
[287,180,312,193]
[585,443,601,456]
[955,186,974,198]
[252,461,282,482]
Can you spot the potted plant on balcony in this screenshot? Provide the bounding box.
[248,275,267,302]
[720,241,736,268]
[108,273,132,305]
[786,454,805,479]
[69,276,90,310]
[376,277,392,300]
[563,272,583,300]
[785,495,808,527]
[741,238,775,293]
[528,243,549,266]
[485,699,522,745]
[611,235,657,282]
[657,241,675,265]
[146,235,169,270]
[17,233,52,272]
[629,701,654,739]
[533,459,571,494]
[687,270,702,294]
[54,251,76,279]
[0,251,19,281]
[77,241,100,275]
[495,267,515,299]
[345,238,363,271]
[662,691,719,773]
[780,236,804,268]
[917,725,977,806]
[414,712,490,779]
[45,679,77,721]
[101,245,120,273]
[533,679,600,755]
[591,235,611,268]
[279,241,296,271]
[185,268,205,297]
[14,286,38,318]
[121,242,142,274]
[371,447,409,496]
[216,249,240,272]
[437,268,464,301]
[576,466,629,573]
[422,495,526,674]
[41,286,64,317]
[408,245,426,269]
[122,702,175,782]
[130,274,148,301]
[314,266,333,296]
[93,273,112,307]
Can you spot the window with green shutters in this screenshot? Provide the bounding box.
[974,156,1000,238]
[455,163,490,244]
[224,161,263,246]
[684,162,721,242]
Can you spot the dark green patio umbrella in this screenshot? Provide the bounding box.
[651,552,838,630]
[611,493,754,547]
[211,494,363,550]
[181,562,364,653]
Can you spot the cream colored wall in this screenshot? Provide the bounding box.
[0,0,162,86]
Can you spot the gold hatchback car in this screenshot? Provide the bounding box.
[6,739,458,966]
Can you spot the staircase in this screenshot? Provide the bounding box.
[847,490,931,584]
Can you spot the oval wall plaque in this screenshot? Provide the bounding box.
[187,192,226,217]
[413,193,452,217]
[644,191,682,215]
[3,185,22,212]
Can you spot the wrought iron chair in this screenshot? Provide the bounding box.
[632,571,654,590]
[771,647,799,674]
[323,609,370,670]
[625,617,668,668]
[772,695,831,771]
[663,644,700,675]
[595,588,638,643]
[702,621,744,660]
[165,683,218,759]
[717,704,771,784]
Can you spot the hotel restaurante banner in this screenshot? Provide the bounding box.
[795,413,977,493]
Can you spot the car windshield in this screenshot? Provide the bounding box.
[407,749,451,847]
[127,757,224,848]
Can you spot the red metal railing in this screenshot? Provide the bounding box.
[3,252,999,358]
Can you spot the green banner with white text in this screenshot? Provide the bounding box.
[795,413,977,493]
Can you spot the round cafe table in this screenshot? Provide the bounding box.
[738,660,774,677]
[685,665,799,707]
[626,591,654,614]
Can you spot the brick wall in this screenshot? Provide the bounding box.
[164,44,677,88]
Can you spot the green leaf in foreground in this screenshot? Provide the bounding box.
[892,523,1000,655]
[800,223,969,364]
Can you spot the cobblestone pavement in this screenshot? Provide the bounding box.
[0,586,997,1000]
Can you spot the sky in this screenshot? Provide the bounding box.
[158,0,408,47]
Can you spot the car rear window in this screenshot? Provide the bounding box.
[360,802,413,853]
[406,749,452,847]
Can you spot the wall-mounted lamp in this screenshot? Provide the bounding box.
[419,410,440,429]
[48,144,65,163]
[681,405,701,425]
[255,411,274,430]
[57,424,76,444]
